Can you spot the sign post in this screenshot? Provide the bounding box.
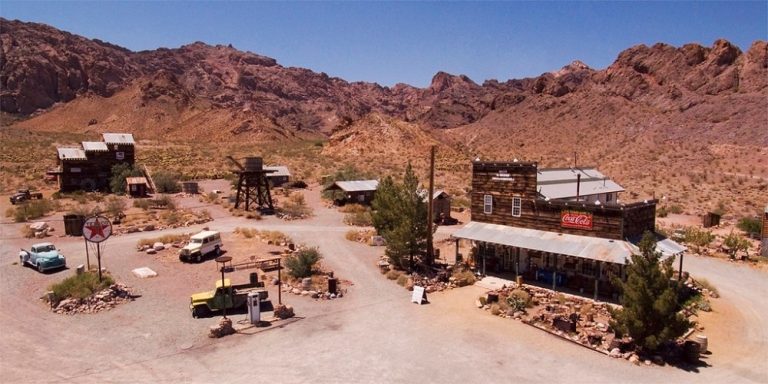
[82,215,112,282]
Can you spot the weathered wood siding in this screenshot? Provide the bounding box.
[470,161,656,240]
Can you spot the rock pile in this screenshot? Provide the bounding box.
[209,317,235,338]
[282,282,345,300]
[273,304,295,319]
[49,283,135,315]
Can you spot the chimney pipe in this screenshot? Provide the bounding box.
[576,173,581,202]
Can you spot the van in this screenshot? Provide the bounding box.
[179,230,223,263]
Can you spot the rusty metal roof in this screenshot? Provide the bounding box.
[82,141,109,152]
[125,177,148,185]
[326,180,379,192]
[264,166,291,177]
[102,133,135,145]
[57,148,87,161]
[452,221,636,265]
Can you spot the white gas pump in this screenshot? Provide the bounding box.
[247,291,260,325]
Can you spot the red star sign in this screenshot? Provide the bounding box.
[83,216,112,242]
[85,220,106,238]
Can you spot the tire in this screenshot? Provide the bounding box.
[192,306,208,318]
[195,253,202,263]
[19,256,24,266]
[214,246,221,256]
[37,263,45,273]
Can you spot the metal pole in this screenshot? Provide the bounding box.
[427,145,436,266]
[678,253,684,282]
[84,238,90,271]
[96,242,102,282]
[278,258,282,305]
[552,254,557,292]
[594,262,601,301]
[221,265,227,320]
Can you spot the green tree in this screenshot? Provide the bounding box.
[737,216,762,237]
[110,164,143,194]
[371,163,431,271]
[153,171,181,193]
[611,231,691,353]
[285,247,322,278]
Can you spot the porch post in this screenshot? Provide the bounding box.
[594,261,602,301]
[678,252,684,281]
[515,248,520,279]
[455,238,460,264]
[552,253,557,292]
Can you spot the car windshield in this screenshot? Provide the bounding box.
[37,245,55,252]
[191,239,203,244]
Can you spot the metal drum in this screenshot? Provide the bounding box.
[694,334,708,353]
[181,182,199,194]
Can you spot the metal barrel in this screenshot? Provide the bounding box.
[694,334,708,353]
[244,157,263,171]
[181,182,199,194]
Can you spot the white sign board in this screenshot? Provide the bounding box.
[411,285,426,305]
[82,216,112,243]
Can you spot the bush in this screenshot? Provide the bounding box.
[234,227,258,239]
[285,247,322,278]
[344,211,373,226]
[48,271,115,305]
[452,270,477,287]
[696,278,719,296]
[279,192,312,218]
[104,196,127,218]
[153,171,181,193]
[478,296,487,306]
[154,195,176,209]
[133,199,152,210]
[396,274,409,286]
[110,163,144,194]
[12,199,55,222]
[386,270,401,280]
[490,304,501,316]
[737,216,762,236]
[507,289,531,311]
[137,234,190,248]
[160,210,183,226]
[20,225,36,238]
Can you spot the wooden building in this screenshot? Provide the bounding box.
[702,212,722,228]
[264,166,291,187]
[453,161,685,300]
[48,133,135,192]
[324,180,379,205]
[762,205,768,257]
[126,177,149,197]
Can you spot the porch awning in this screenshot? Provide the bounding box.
[452,221,636,265]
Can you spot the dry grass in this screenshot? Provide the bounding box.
[137,234,190,248]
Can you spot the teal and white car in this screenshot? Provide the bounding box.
[19,243,66,272]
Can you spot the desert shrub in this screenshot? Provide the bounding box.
[12,199,55,222]
[668,205,684,214]
[133,199,152,210]
[104,196,127,218]
[737,216,762,236]
[452,269,477,287]
[287,180,308,189]
[683,226,715,252]
[506,289,531,311]
[490,304,501,316]
[344,211,373,226]
[160,210,183,225]
[110,163,144,194]
[153,195,176,209]
[478,296,487,306]
[137,234,190,248]
[279,192,312,218]
[48,271,115,305]
[285,247,322,278]
[396,274,409,286]
[4,207,14,218]
[261,230,291,244]
[345,230,359,241]
[386,270,402,280]
[656,206,669,218]
[201,192,219,203]
[696,278,719,296]
[339,204,368,214]
[234,227,258,239]
[153,171,181,193]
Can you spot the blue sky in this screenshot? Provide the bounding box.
[1,1,766,87]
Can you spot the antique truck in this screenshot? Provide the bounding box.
[10,189,43,205]
[190,278,267,318]
[19,242,66,272]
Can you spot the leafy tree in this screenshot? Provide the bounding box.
[153,171,181,193]
[723,230,751,259]
[110,163,143,194]
[611,231,691,353]
[371,163,431,271]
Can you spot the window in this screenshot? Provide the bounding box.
[483,194,493,214]
[116,151,125,160]
[605,193,613,203]
[512,196,522,217]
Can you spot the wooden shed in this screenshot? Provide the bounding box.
[702,212,721,228]
[264,166,291,187]
[126,177,149,197]
[431,190,452,223]
[324,180,379,205]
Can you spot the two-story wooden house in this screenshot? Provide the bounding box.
[452,161,685,299]
[48,133,136,192]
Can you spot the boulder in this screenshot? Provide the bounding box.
[142,224,155,232]
[609,348,622,358]
[146,248,157,255]
[153,242,164,251]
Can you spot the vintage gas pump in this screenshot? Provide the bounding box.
[247,291,260,325]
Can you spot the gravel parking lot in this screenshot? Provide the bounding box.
[1,186,766,383]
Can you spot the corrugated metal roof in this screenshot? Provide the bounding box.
[452,221,635,264]
[102,133,135,145]
[329,180,379,192]
[126,177,148,185]
[537,167,606,183]
[538,179,625,200]
[626,233,687,258]
[57,148,87,161]
[264,166,291,177]
[82,141,109,152]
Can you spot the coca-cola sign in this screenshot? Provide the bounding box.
[561,210,593,230]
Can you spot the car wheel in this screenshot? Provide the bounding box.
[37,263,45,273]
[215,246,221,256]
[19,256,24,266]
[195,254,202,263]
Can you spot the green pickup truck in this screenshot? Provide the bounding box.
[190,278,267,318]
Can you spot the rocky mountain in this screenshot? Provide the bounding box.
[1,18,766,214]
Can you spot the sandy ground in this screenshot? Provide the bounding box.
[0,185,767,383]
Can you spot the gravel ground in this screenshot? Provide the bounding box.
[0,186,766,383]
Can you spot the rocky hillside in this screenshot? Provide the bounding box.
[1,18,766,215]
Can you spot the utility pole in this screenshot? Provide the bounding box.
[427,145,436,266]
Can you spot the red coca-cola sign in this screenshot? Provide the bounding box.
[561,210,593,230]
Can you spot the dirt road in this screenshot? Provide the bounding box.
[1,187,766,383]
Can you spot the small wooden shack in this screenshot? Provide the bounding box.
[126,177,149,197]
[324,180,379,205]
[431,190,452,222]
[264,166,291,187]
[702,212,721,228]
